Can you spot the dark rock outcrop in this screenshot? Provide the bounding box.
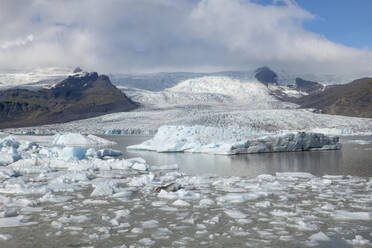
[295,78,323,94]
[255,67,278,86]
[73,67,83,73]
[0,72,138,129]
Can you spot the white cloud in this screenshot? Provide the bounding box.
[0,0,371,75]
[0,34,34,49]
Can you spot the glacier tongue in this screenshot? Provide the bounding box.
[128,125,342,155]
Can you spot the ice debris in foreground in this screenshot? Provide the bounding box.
[128,125,342,155]
[0,134,370,247]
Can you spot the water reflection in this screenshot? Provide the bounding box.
[104,135,372,177]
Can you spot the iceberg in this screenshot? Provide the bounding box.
[61,147,87,161]
[0,150,21,166]
[0,136,22,166]
[128,125,342,155]
[52,133,114,147]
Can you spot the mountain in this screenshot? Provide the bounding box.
[0,71,138,129]
[295,78,323,94]
[296,77,372,118]
[254,67,278,86]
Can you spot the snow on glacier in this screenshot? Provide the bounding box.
[128,125,342,155]
[4,73,372,137]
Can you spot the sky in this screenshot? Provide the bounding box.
[0,0,371,75]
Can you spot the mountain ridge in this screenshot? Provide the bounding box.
[0,71,138,129]
[295,77,372,118]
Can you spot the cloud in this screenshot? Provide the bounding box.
[0,34,34,49]
[0,0,371,75]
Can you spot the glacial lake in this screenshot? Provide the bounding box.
[103,135,372,178]
[1,134,371,248]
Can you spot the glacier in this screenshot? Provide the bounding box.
[128,125,342,155]
[0,69,371,246]
[3,73,372,137]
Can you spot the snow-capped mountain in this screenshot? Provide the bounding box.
[110,68,370,91]
[121,76,297,110]
[0,66,370,92]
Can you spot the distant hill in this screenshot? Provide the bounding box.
[297,77,372,118]
[0,71,138,128]
[295,78,323,94]
[254,67,278,86]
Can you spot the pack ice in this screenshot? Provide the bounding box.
[0,133,371,247]
[127,125,342,155]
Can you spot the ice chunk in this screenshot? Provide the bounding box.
[309,232,331,242]
[331,210,372,220]
[0,234,12,240]
[138,238,155,246]
[276,172,314,178]
[128,174,155,187]
[199,198,215,207]
[158,189,200,200]
[53,133,114,147]
[110,210,130,225]
[0,150,21,166]
[96,149,122,158]
[91,178,119,196]
[0,136,20,150]
[2,208,18,218]
[217,192,267,203]
[131,163,148,171]
[151,164,179,170]
[128,126,341,155]
[58,215,90,223]
[61,147,87,160]
[172,199,191,207]
[347,235,371,246]
[224,210,248,219]
[142,220,159,228]
[0,215,37,227]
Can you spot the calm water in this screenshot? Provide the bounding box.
[103,135,372,177]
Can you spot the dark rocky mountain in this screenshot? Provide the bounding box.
[0,72,138,129]
[296,77,372,118]
[73,67,83,73]
[254,67,278,86]
[295,78,323,94]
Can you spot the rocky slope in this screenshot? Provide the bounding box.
[295,78,323,94]
[297,78,372,118]
[0,71,138,128]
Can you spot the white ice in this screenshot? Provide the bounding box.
[53,133,115,147]
[128,125,342,155]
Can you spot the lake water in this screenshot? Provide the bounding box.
[1,134,371,247]
[104,135,372,177]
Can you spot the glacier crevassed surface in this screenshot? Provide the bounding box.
[128,125,342,155]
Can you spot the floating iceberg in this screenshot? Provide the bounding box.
[0,132,371,247]
[0,136,22,166]
[52,133,115,147]
[128,125,342,155]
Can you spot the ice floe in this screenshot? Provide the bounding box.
[0,134,370,247]
[52,133,115,147]
[128,125,342,155]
